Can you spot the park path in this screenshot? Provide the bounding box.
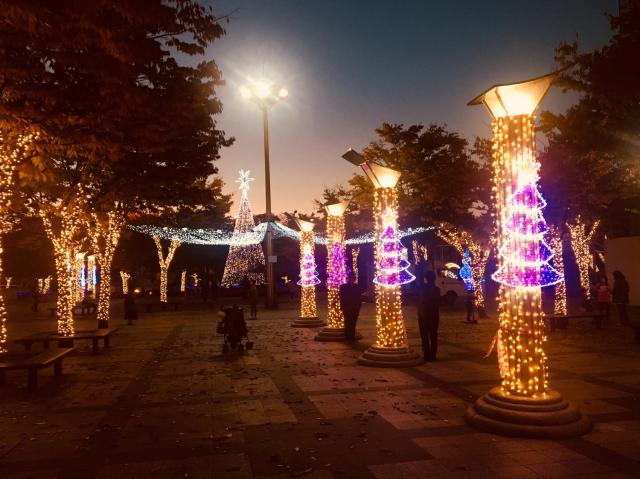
[1,301,639,478]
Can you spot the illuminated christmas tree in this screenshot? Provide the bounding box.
[221,170,265,286]
[298,245,320,287]
[373,208,415,286]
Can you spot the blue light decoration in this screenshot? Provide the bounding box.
[91,266,97,287]
[459,250,475,292]
[492,183,563,288]
[79,266,86,289]
[374,215,415,287]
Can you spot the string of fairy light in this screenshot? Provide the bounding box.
[567,216,600,300]
[120,271,131,294]
[153,236,181,303]
[297,227,319,319]
[350,247,360,284]
[548,226,567,315]
[325,208,347,329]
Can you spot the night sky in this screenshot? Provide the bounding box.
[205,0,617,216]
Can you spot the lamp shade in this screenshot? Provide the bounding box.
[295,218,315,232]
[468,72,556,119]
[325,201,349,217]
[362,162,401,188]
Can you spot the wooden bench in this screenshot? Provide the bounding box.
[51,328,118,354]
[0,348,74,392]
[14,331,57,351]
[545,313,606,332]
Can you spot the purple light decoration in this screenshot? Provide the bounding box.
[374,225,415,286]
[460,250,475,292]
[326,242,347,287]
[492,182,563,288]
[297,250,321,287]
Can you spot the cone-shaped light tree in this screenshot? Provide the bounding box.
[465,72,590,437]
[221,170,265,286]
[291,219,324,327]
[342,150,421,366]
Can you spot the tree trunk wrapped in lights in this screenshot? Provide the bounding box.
[90,211,124,328]
[548,226,567,315]
[465,72,590,438]
[567,216,599,301]
[437,226,491,314]
[351,246,360,283]
[180,270,186,293]
[153,236,180,303]
[40,193,87,337]
[120,271,130,295]
[292,219,323,327]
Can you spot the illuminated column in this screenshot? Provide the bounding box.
[465,72,590,437]
[153,236,181,303]
[549,227,567,315]
[315,202,353,341]
[180,270,187,293]
[120,271,131,295]
[292,219,324,328]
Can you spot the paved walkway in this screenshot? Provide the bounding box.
[1,300,639,478]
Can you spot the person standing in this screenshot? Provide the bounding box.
[465,290,477,324]
[124,291,138,326]
[596,276,612,325]
[418,270,441,362]
[30,279,41,313]
[612,270,630,325]
[339,272,362,341]
[247,280,258,319]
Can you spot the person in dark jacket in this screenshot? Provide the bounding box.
[612,270,630,325]
[124,291,138,325]
[339,272,362,341]
[418,270,441,361]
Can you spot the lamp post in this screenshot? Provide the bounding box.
[343,150,421,367]
[291,218,324,328]
[465,72,590,437]
[240,80,289,309]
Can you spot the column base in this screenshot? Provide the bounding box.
[291,317,325,328]
[357,345,423,367]
[465,387,592,438]
[314,327,362,342]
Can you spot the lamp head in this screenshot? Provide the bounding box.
[468,71,556,119]
[325,201,349,217]
[295,218,315,232]
[342,148,401,188]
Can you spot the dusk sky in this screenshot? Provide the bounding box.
[207,0,618,216]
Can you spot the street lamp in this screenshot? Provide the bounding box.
[342,149,421,367]
[240,80,289,308]
[291,218,324,328]
[465,72,590,437]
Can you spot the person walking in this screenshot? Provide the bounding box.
[247,280,258,319]
[418,270,441,362]
[612,270,630,325]
[596,276,612,325]
[339,272,362,341]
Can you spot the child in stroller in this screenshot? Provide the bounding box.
[217,305,254,353]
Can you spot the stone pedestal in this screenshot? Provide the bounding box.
[357,345,422,367]
[465,387,592,438]
[314,327,362,342]
[291,317,325,328]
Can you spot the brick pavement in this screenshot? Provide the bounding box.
[0,299,639,478]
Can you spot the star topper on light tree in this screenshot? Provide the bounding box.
[342,150,421,367]
[291,218,324,328]
[465,72,590,437]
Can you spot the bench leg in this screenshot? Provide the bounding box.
[28,368,38,392]
[104,336,110,348]
[54,359,63,376]
[0,370,6,388]
[92,339,99,354]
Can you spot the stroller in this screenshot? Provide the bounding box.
[217,305,253,353]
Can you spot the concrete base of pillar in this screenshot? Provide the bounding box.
[314,327,362,342]
[465,387,592,438]
[291,317,325,328]
[357,345,423,367]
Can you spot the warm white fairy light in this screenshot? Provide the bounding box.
[325,203,347,329]
[351,247,360,284]
[191,273,199,287]
[180,270,186,292]
[153,236,181,302]
[38,276,52,295]
[548,227,567,315]
[120,271,131,295]
[73,252,86,304]
[296,219,319,319]
[86,255,96,292]
[567,216,600,300]
[4,277,11,289]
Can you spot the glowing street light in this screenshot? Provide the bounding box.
[342,149,421,367]
[239,79,289,309]
[291,218,324,328]
[465,72,590,437]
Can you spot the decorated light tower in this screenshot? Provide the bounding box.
[291,219,323,327]
[466,73,590,437]
[343,150,421,367]
[315,202,352,341]
[221,170,266,287]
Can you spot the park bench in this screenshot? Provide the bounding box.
[51,327,118,354]
[545,313,605,332]
[14,331,57,351]
[0,348,74,392]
